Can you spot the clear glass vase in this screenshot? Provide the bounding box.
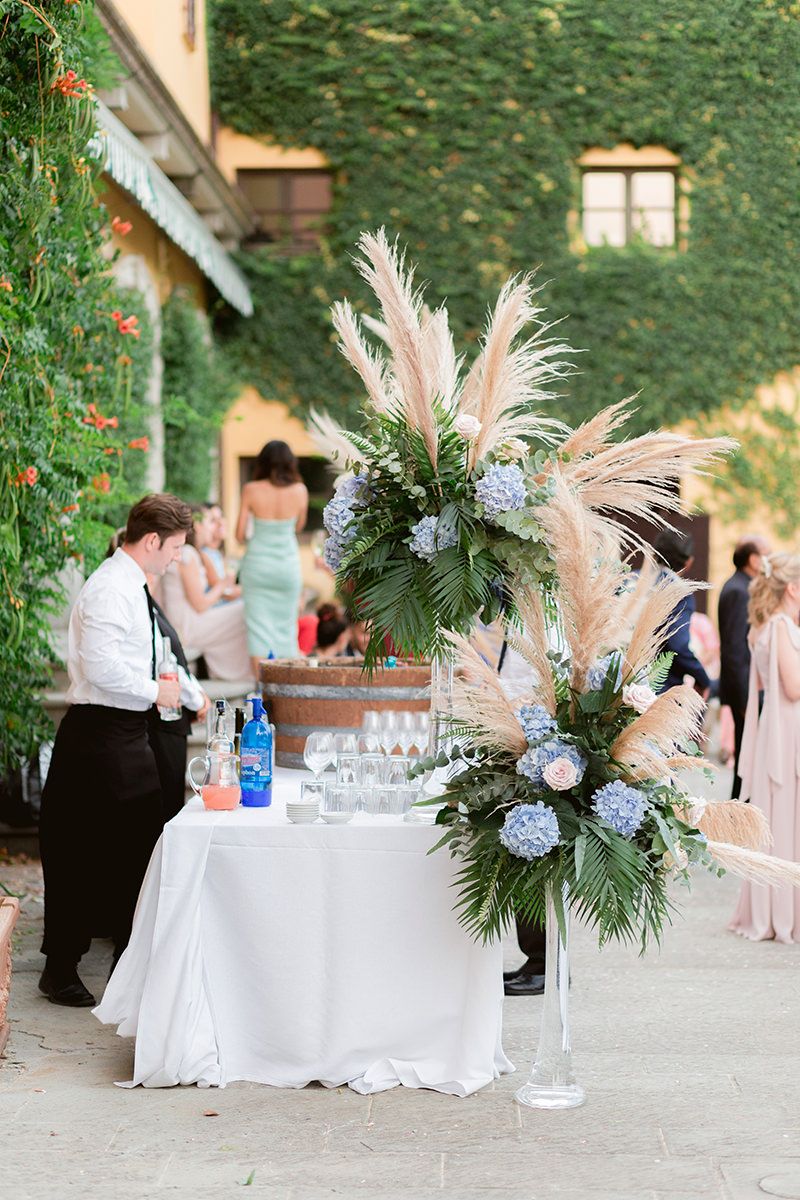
[427,652,455,760]
[515,884,585,1110]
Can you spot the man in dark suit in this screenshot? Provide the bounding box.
[718,536,770,798]
[653,530,711,697]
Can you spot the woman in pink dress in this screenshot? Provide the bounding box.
[729,553,800,943]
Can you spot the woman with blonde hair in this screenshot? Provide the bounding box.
[729,552,800,943]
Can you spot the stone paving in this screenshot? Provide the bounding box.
[1,765,799,1200]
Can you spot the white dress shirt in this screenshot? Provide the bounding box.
[67,548,204,712]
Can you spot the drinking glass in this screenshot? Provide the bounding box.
[396,712,416,757]
[373,787,395,816]
[395,784,419,815]
[303,731,334,779]
[352,787,370,814]
[413,711,430,755]
[336,754,361,785]
[300,780,326,804]
[360,753,385,788]
[362,711,382,738]
[379,711,399,756]
[322,783,354,816]
[385,755,412,786]
[334,732,359,756]
[359,733,381,754]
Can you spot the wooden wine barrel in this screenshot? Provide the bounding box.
[259,659,431,768]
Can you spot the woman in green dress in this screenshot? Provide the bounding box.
[236,441,308,671]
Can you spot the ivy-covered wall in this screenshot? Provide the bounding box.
[210,0,800,503]
[0,0,154,772]
[162,289,234,504]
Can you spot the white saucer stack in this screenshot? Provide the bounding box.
[285,800,320,824]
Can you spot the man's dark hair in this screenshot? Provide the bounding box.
[654,528,694,573]
[733,540,761,571]
[125,493,193,546]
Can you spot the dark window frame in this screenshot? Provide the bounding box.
[237,168,333,252]
[581,166,678,247]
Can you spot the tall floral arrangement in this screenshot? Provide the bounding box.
[315,232,728,668]
[420,471,800,948]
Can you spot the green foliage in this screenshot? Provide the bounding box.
[210,0,800,505]
[416,670,711,951]
[327,410,555,665]
[0,0,154,772]
[162,289,234,504]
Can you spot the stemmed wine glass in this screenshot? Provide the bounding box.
[379,711,399,756]
[303,732,334,780]
[361,710,382,754]
[396,712,416,757]
[413,711,430,756]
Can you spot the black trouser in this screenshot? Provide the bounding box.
[730,708,746,800]
[515,911,546,971]
[148,723,189,824]
[39,705,163,966]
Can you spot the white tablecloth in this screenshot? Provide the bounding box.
[94,769,513,1096]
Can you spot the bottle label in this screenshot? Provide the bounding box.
[241,753,262,770]
[159,671,179,682]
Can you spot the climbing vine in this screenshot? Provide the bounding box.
[0,0,154,772]
[162,289,234,504]
[210,0,800,520]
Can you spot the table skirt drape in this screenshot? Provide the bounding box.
[94,777,513,1096]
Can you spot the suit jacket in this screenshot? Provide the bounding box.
[657,570,711,693]
[718,569,751,715]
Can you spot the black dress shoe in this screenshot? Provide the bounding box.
[38,968,96,1008]
[503,960,545,983]
[504,971,546,997]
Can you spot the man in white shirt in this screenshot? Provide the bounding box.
[38,494,203,1007]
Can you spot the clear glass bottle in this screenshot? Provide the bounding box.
[156,636,181,722]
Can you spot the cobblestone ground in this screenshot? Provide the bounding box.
[1,763,799,1200]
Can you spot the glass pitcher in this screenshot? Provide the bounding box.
[187,748,241,811]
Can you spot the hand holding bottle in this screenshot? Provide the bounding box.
[157,677,181,709]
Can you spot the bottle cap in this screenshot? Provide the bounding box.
[215,699,226,713]
[385,655,397,669]
[251,696,265,719]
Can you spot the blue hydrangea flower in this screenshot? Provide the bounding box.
[591,780,647,839]
[499,801,561,860]
[585,652,624,692]
[335,474,370,507]
[409,514,459,562]
[323,535,346,571]
[323,494,357,539]
[516,738,587,788]
[518,703,558,744]
[474,463,527,520]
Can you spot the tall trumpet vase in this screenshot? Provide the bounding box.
[427,652,455,760]
[515,885,585,1110]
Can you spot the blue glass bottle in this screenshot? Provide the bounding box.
[239,696,273,807]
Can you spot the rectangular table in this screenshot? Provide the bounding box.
[94,769,513,1096]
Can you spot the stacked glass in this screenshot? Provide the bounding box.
[300,709,430,819]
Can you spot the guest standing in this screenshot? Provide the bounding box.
[38,495,196,1006]
[161,506,250,681]
[729,553,800,943]
[652,530,711,696]
[237,440,308,670]
[718,536,770,798]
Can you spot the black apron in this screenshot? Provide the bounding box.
[39,704,163,964]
